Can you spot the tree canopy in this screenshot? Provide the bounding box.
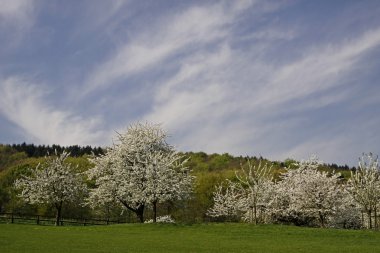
[87,122,193,222]
[14,151,87,225]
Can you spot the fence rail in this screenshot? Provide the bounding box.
[0,212,126,226]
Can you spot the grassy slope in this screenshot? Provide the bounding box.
[0,223,379,253]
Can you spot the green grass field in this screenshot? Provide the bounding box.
[0,223,379,253]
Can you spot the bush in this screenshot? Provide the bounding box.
[145,215,175,223]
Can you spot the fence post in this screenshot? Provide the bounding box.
[11,213,14,224]
[37,215,40,225]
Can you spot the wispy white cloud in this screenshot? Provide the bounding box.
[83,1,255,94]
[0,77,107,146]
[0,0,379,166]
[70,0,130,39]
[241,28,297,42]
[0,0,34,23]
[141,22,380,163]
[249,29,380,109]
[0,0,37,48]
[280,135,355,165]
[280,114,380,166]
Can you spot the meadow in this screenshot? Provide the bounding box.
[0,223,379,253]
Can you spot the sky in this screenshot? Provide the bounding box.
[0,0,379,166]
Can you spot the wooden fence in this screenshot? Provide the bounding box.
[0,212,126,226]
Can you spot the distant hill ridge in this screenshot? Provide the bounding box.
[0,143,104,158]
[0,143,354,172]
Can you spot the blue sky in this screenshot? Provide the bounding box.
[0,0,379,166]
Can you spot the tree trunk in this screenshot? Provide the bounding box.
[368,210,372,229]
[362,211,364,228]
[318,212,325,228]
[375,207,378,230]
[136,204,145,223]
[118,199,145,223]
[254,205,257,225]
[153,200,158,223]
[55,202,63,226]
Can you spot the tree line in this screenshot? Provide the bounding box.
[7,143,104,157]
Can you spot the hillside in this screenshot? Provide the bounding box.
[0,144,354,222]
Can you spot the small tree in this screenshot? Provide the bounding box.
[207,182,244,220]
[87,122,193,223]
[274,156,342,227]
[14,151,87,226]
[208,160,274,224]
[236,160,274,224]
[329,193,361,229]
[278,156,342,227]
[347,153,380,229]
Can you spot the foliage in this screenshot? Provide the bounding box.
[0,157,43,213]
[5,143,104,158]
[0,145,28,172]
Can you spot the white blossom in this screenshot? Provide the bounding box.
[273,156,343,227]
[329,193,362,229]
[87,122,193,222]
[14,151,87,225]
[208,160,274,224]
[347,153,380,229]
[207,182,244,220]
[145,215,175,223]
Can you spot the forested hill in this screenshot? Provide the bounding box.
[0,143,354,172]
[0,143,354,220]
[184,151,353,173]
[0,143,353,172]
